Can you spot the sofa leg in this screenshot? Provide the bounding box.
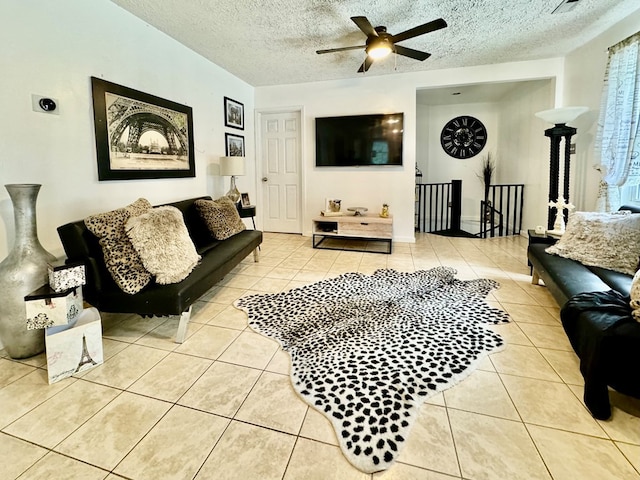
[253,247,260,262]
[175,306,192,344]
[531,270,540,285]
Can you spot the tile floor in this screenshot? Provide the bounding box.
[1,232,639,480]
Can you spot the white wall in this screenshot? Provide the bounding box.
[256,59,564,242]
[498,80,556,229]
[0,0,255,260]
[563,8,640,211]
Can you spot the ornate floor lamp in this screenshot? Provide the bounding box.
[535,106,588,231]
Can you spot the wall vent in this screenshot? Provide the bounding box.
[552,0,581,14]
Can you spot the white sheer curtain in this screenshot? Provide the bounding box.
[595,32,640,212]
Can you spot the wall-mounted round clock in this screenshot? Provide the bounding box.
[440,115,487,159]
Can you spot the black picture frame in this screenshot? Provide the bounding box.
[225,133,245,157]
[224,96,244,130]
[241,192,251,207]
[91,77,195,181]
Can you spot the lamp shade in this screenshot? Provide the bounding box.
[535,106,588,125]
[219,156,245,176]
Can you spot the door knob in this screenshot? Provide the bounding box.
[262,177,268,182]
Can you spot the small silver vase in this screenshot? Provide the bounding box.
[0,184,56,359]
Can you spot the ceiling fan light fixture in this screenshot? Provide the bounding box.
[366,41,392,59]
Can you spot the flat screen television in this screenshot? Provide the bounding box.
[315,113,404,167]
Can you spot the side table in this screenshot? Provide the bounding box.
[237,205,256,229]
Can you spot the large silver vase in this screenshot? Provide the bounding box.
[0,184,56,359]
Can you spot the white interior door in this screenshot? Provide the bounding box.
[260,110,302,233]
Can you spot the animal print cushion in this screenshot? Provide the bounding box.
[125,206,201,285]
[195,196,246,240]
[630,269,640,322]
[84,198,153,294]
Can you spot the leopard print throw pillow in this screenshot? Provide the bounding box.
[195,196,246,240]
[630,269,640,322]
[84,198,153,294]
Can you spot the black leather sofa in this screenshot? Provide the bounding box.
[527,205,640,420]
[57,196,262,343]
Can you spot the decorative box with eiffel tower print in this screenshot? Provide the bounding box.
[44,307,103,384]
[24,285,83,330]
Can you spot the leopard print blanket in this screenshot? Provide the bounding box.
[235,267,509,473]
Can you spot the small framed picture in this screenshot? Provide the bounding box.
[241,192,251,207]
[224,96,244,130]
[325,198,342,213]
[225,133,245,156]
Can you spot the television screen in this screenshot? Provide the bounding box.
[315,113,404,167]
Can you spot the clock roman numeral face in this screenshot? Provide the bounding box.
[440,116,488,159]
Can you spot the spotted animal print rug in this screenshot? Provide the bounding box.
[235,267,509,473]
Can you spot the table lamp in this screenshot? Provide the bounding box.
[219,156,245,203]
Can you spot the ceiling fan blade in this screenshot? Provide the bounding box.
[357,56,374,73]
[394,45,431,61]
[351,16,377,37]
[391,18,447,44]
[316,45,366,54]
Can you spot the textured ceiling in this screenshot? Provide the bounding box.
[110,0,640,87]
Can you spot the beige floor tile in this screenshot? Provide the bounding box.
[518,322,573,350]
[501,374,607,437]
[190,300,227,324]
[13,351,48,368]
[239,263,277,275]
[398,404,460,477]
[178,361,261,417]
[250,277,292,293]
[528,424,638,480]
[589,389,640,445]
[114,405,229,480]
[56,391,171,470]
[476,355,496,372]
[0,358,36,386]
[217,330,279,369]
[266,266,301,280]
[490,344,562,381]
[235,371,308,434]
[174,325,240,359]
[195,420,296,480]
[449,409,551,480]
[284,437,369,479]
[4,379,120,448]
[17,451,108,479]
[134,316,203,351]
[294,270,328,282]
[0,369,76,429]
[487,321,533,346]
[491,283,538,305]
[444,370,519,420]
[374,462,462,479]
[538,348,583,385]
[299,407,338,445]
[200,285,246,304]
[218,273,260,290]
[265,348,291,375]
[102,315,165,343]
[100,338,131,361]
[81,343,168,389]
[208,304,250,330]
[501,302,560,325]
[616,442,640,473]
[0,432,48,479]
[127,352,212,402]
[425,392,446,406]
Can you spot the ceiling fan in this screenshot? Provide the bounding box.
[316,16,447,73]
